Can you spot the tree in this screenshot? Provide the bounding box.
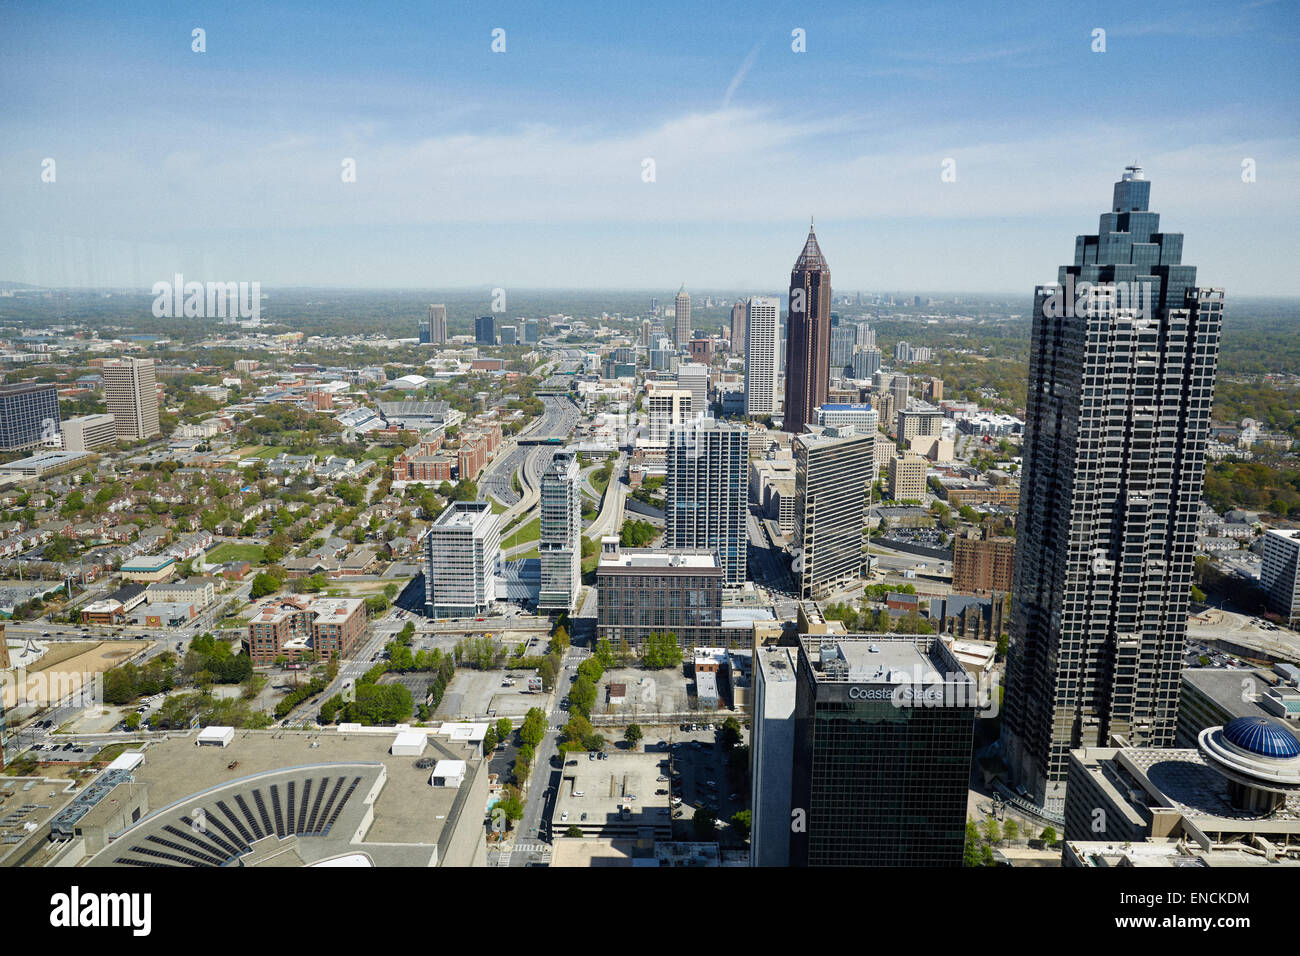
[963,820,983,866]
[721,717,742,749]
[565,825,583,837]
[1039,826,1058,846]
[249,571,281,599]
[123,712,141,731]
[495,717,513,743]
[624,724,643,749]
[1002,817,1020,843]
[483,727,498,753]
[693,808,718,841]
[730,809,751,840]
[982,817,1001,845]
[569,676,597,716]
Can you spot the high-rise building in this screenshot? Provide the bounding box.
[794,425,873,598]
[666,418,748,586]
[750,643,799,866]
[829,325,856,378]
[730,301,747,354]
[424,501,501,617]
[896,403,943,449]
[676,363,709,417]
[855,321,876,350]
[1002,167,1225,811]
[641,318,653,349]
[425,304,448,344]
[784,220,832,432]
[523,319,540,343]
[0,382,60,451]
[888,453,926,501]
[538,451,582,613]
[102,357,160,440]
[475,315,496,345]
[814,403,878,432]
[674,285,691,347]
[952,536,1016,595]
[499,325,517,346]
[789,634,978,867]
[60,413,117,452]
[646,385,692,447]
[891,373,909,415]
[596,538,723,649]
[851,346,882,380]
[743,296,779,418]
[1261,529,1300,626]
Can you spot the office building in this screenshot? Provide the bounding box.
[499,324,517,346]
[474,315,496,345]
[784,220,832,432]
[814,403,878,432]
[523,319,540,343]
[60,413,117,452]
[1262,529,1300,626]
[855,321,877,350]
[730,300,747,354]
[890,374,909,415]
[424,501,501,617]
[952,536,1016,595]
[789,634,978,866]
[425,304,447,344]
[666,417,748,585]
[794,425,873,598]
[743,296,779,418]
[596,538,723,648]
[677,363,709,417]
[887,453,926,501]
[0,381,60,451]
[1002,167,1225,811]
[538,451,582,613]
[102,357,160,440]
[750,643,799,866]
[896,402,943,448]
[674,285,691,347]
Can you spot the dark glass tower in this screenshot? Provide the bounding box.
[789,634,978,867]
[1001,167,1225,811]
[475,315,496,345]
[783,221,831,432]
[0,382,59,450]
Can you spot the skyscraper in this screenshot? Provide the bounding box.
[426,304,448,344]
[666,417,748,586]
[674,284,691,347]
[743,296,779,418]
[425,501,501,617]
[829,324,856,378]
[783,220,832,432]
[789,634,978,867]
[0,382,60,451]
[102,357,160,440]
[1002,167,1225,811]
[676,363,709,417]
[538,451,582,613]
[793,425,873,598]
[730,300,747,354]
[475,315,496,345]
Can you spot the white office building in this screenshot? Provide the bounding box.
[424,501,501,617]
[743,296,779,417]
[1262,529,1300,626]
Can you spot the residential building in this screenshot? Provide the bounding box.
[538,450,582,613]
[743,296,779,417]
[246,595,367,664]
[952,536,1016,595]
[666,417,748,585]
[424,501,500,617]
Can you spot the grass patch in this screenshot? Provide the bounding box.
[502,517,541,550]
[491,499,506,514]
[208,543,266,564]
[249,445,292,459]
[590,471,610,495]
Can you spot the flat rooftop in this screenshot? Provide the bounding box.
[552,751,671,838]
[599,548,719,570]
[800,634,964,686]
[89,729,485,866]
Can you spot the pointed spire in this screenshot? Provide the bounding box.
[793,218,828,273]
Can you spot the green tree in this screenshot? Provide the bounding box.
[963,820,983,867]
[123,712,141,731]
[1039,826,1058,846]
[982,817,1001,845]
[730,809,752,840]
[1002,817,1020,843]
[495,717,513,743]
[623,724,643,749]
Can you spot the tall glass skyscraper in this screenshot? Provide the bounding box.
[784,220,832,432]
[1001,167,1225,811]
[0,382,59,450]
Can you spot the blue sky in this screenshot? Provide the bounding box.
[1,0,1297,293]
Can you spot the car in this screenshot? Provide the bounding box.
[580,812,587,821]
[598,753,607,760]
[560,811,569,822]
[656,789,668,795]
[729,793,740,801]
[588,752,596,760]
[566,759,577,766]
[573,790,584,797]
[671,797,682,805]
[656,775,668,782]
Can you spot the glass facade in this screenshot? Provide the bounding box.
[0,382,59,450]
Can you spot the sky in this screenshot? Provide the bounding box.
[0,0,1297,294]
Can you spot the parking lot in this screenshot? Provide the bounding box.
[658,724,750,844]
[596,667,694,717]
[437,668,548,720]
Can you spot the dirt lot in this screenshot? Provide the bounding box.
[2,640,150,708]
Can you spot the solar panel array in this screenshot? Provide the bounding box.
[112,775,364,867]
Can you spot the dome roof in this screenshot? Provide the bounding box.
[1222,716,1300,759]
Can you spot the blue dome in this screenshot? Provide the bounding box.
[1222,717,1300,759]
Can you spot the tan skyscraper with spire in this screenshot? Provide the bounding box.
[783,219,832,432]
[674,284,691,347]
